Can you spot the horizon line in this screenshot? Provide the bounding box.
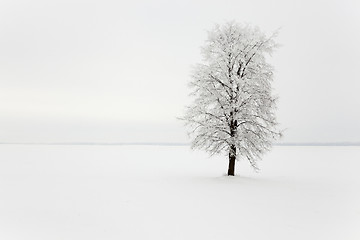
[0,142,359,146]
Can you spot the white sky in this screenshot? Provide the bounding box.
[0,0,359,143]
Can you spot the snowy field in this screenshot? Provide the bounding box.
[0,144,359,240]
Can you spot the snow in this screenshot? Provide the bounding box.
[0,145,359,239]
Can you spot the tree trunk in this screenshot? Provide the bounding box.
[227,144,236,176]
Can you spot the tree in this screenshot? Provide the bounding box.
[183,22,281,176]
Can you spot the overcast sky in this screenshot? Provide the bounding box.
[0,0,359,143]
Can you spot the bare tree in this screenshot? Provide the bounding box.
[183,22,281,176]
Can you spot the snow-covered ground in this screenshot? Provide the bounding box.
[0,145,359,240]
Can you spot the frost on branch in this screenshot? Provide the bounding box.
[183,22,281,175]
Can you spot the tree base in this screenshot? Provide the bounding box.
[227,157,235,176]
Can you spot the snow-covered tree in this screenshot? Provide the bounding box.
[183,22,281,176]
